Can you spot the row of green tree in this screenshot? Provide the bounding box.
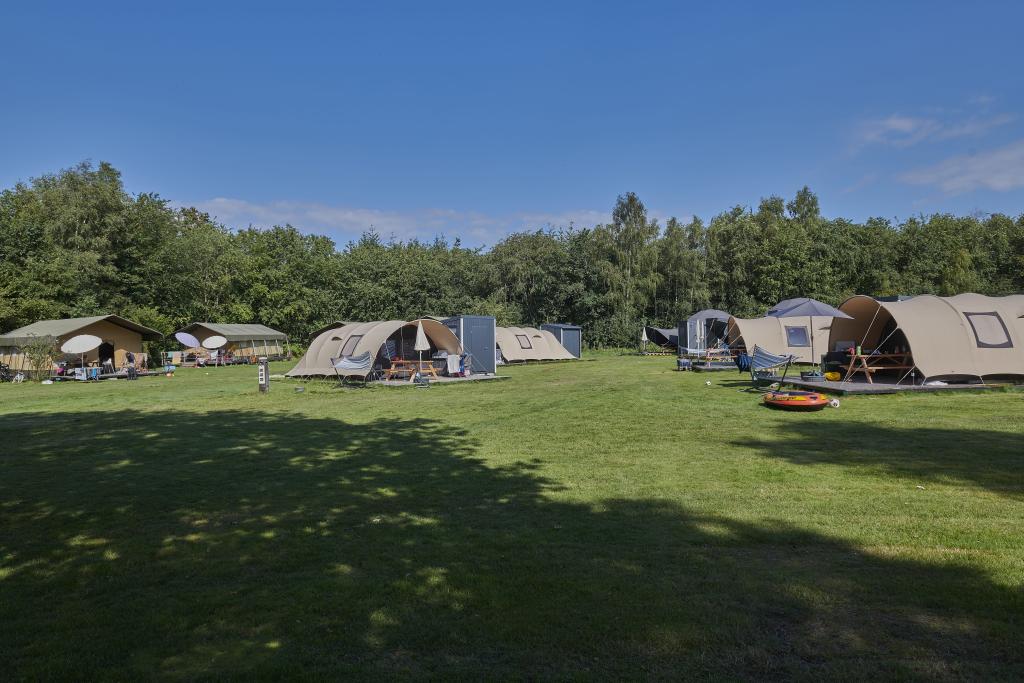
[2,162,1022,349]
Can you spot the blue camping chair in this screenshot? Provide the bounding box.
[748,345,796,388]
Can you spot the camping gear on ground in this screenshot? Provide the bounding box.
[824,371,841,381]
[749,345,796,388]
[676,358,691,371]
[762,389,830,411]
[766,298,853,370]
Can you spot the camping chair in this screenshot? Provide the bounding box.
[749,345,796,389]
[330,351,373,384]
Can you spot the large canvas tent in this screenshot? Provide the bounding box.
[828,293,1024,381]
[287,319,462,379]
[681,309,731,353]
[175,322,288,361]
[495,326,575,362]
[0,315,162,373]
[726,315,832,363]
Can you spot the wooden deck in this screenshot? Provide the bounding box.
[782,376,1014,395]
[374,374,510,388]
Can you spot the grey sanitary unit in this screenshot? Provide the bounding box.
[444,315,497,374]
[541,323,582,358]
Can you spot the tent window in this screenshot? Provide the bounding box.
[785,325,810,347]
[964,312,1012,348]
[341,335,363,356]
[516,334,532,349]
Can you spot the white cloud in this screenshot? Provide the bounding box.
[854,111,1014,149]
[900,139,1024,194]
[182,198,622,246]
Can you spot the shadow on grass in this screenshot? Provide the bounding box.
[1,410,1021,678]
[733,418,1024,498]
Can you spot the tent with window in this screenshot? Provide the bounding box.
[286,319,463,378]
[0,314,162,373]
[495,326,575,362]
[725,315,832,363]
[827,293,1024,381]
[174,323,288,362]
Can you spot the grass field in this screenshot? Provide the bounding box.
[1,353,1022,679]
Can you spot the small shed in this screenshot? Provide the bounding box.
[0,314,162,372]
[444,315,496,374]
[175,323,289,361]
[541,323,582,358]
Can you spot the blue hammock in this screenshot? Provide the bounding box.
[749,345,796,387]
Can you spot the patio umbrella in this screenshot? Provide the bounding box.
[766,297,853,368]
[640,326,648,352]
[414,320,430,372]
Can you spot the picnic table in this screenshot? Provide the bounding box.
[384,358,440,382]
[844,351,914,384]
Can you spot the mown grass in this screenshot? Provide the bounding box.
[1,353,1022,679]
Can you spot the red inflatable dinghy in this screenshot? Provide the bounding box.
[763,390,829,411]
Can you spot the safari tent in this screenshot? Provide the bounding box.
[286,319,462,379]
[726,315,832,364]
[0,315,162,372]
[495,326,575,362]
[175,322,289,361]
[828,293,1024,381]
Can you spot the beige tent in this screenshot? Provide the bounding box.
[175,322,288,361]
[726,316,833,364]
[828,294,1024,381]
[495,326,575,362]
[0,314,162,373]
[286,319,462,378]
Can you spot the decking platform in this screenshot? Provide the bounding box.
[374,374,510,388]
[781,376,1012,395]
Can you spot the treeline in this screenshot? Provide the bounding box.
[2,162,1022,349]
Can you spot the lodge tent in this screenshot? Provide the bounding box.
[495,326,575,362]
[828,293,1024,381]
[0,314,162,372]
[726,315,832,363]
[175,322,288,361]
[681,309,731,353]
[644,326,678,349]
[286,319,462,378]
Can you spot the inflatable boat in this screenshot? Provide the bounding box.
[762,389,830,411]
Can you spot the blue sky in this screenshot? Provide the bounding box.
[2,1,1023,246]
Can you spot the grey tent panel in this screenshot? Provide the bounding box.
[645,326,678,348]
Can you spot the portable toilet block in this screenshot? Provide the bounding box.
[541,323,582,358]
[443,315,497,374]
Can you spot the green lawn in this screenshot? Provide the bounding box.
[1,354,1022,679]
